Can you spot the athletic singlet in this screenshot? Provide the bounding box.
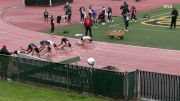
[28,44,37,49]
[44,11,48,17]
[40,40,50,45]
[82,36,91,40]
[47,40,54,45]
[62,38,69,43]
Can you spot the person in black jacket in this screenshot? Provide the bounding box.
[120,1,130,31]
[170,8,178,29]
[43,9,49,24]
[50,15,55,34]
[120,1,129,16]
[0,45,12,55]
[107,7,112,22]
[79,6,86,24]
[101,6,106,23]
[64,2,69,22]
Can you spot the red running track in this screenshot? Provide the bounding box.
[0,0,180,75]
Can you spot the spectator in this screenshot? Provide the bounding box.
[79,6,86,24]
[170,8,178,30]
[123,12,130,32]
[101,6,106,24]
[120,1,129,16]
[130,5,137,22]
[91,9,98,28]
[0,45,12,55]
[63,2,71,23]
[120,1,130,31]
[84,16,93,37]
[88,5,93,19]
[67,4,72,23]
[43,9,49,24]
[98,12,104,23]
[107,7,112,22]
[50,15,55,34]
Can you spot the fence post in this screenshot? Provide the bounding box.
[17,64,20,80]
[136,69,141,100]
[134,69,138,100]
[66,64,70,89]
[90,67,94,93]
[0,55,9,79]
[49,0,52,6]
[124,71,128,100]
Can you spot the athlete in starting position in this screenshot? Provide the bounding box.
[39,40,57,54]
[77,36,92,46]
[25,43,40,57]
[58,38,72,49]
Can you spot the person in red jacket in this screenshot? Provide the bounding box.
[130,5,137,22]
[84,16,92,37]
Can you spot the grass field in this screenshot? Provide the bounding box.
[0,80,110,101]
[51,4,180,50]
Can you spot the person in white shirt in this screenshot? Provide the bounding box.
[76,36,92,46]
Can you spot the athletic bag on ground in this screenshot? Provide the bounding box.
[57,16,61,23]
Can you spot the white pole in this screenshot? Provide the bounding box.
[49,0,52,6]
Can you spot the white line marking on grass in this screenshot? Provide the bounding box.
[109,12,170,28]
[96,39,180,53]
[118,26,180,33]
[138,12,170,21]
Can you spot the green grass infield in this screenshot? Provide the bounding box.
[46,4,180,50]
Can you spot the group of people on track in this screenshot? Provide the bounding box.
[1,1,177,57]
[0,35,92,57]
[19,38,72,57]
[0,38,71,57]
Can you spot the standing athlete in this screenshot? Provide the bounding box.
[130,5,137,22]
[120,1,130,31]
[107,7,112,22]
[79,6,86,24]
[43,9,49,23]
[170,8,178,30]
[50,15,55,34]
